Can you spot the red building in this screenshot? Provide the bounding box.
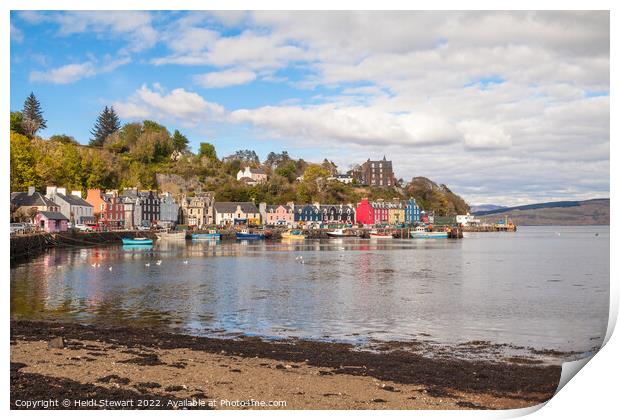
[85,189,125,228]
[356,198,390,225]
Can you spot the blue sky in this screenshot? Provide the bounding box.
[10,11,610,205]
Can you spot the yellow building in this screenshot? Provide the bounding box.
[388,202,405,225]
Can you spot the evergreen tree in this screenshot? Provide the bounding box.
[172,129,189,152]
[90,106,120,147]
[21,93,47,138]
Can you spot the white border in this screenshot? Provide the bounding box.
[2,1,616,419]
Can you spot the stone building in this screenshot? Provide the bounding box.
[359,157,395,187]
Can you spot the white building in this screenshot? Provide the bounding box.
[236,167,267,183]
[456,214,481,226]
[46,186,95,224]
[159,192,179,226]
[327,174,354,184]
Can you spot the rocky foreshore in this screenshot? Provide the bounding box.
[10,320,562,410]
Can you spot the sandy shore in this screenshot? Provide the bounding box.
[10,320,561,410]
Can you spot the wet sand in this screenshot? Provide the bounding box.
[10,320,561,410]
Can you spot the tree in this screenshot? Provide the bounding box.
[10,111,25,135]
[198,142,217,161]
[10,131,39,191]
[21,93,47,138]
[225,149,259,163]
[90,106,120,147]
[49,134,78,145]
[172,130,189,152]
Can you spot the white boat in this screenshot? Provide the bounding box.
[410,226,448,239]
[326,228,357,238]
[156,231,186,240]
[369,230,394,239]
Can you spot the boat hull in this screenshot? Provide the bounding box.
[156,232,186,240]
[410,232,449,239]
[236,233,265,240]
[121,238,153,245]
[192,233,221,240]
[369,235,393,239]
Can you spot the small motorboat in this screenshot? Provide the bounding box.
[326,228,357,238]
[281,230,306,240]
[156,231,186,240]
[369,230,394,239]
[192,229,221,240]
[122,237,154,245]
[410,226,448,239]
[236,228,265,240]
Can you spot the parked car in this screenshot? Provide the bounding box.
[74,224,93,232]
[10,223,28,235]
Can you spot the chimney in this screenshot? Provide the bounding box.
[71,190,82,198]
[28,186,35,196]
[46,186,57,196]
[57,187,67,195]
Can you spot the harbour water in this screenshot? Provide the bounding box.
[11,226,609,363]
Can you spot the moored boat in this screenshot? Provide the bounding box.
[369,230,394,239]
[236,228,265,240]
[326,228,357,238]
[192,229,221,240]
[121,237,153,245]
[281,230,306,240]
[410,226,449,239]
[156,231,186,240]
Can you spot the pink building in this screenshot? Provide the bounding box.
[263,204,294,226]
[34,211,69,232]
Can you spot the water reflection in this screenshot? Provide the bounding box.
[11,226,609,357]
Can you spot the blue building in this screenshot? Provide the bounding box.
[294,204,322,223]
[403,198,421,225]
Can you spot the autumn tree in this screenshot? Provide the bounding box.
[90,106,120,147]
[21,93,47,138]
[10,131,39,191]
[10,111,25,135]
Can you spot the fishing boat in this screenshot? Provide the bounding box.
[236,228,265,240]
[156,231,187,240]
[326,228,357,238]
[369,230,394,239]
[192,229,221,240]
[281,230,306,240]
[410,226,449,239]
[121,237,154,245]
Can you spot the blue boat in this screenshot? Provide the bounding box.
[122,237,154,245]
[192,229,221,240]
[236,229,265,240]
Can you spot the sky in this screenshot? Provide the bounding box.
[10,10,610,206]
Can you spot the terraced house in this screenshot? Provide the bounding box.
[260,203,295,226]
[86,189,124,228]
[46,186,95,225]
[214,202,261,226]
[180,192,215,227]
[11,187,61,222]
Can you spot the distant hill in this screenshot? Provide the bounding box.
[470,204,507,213]
[474,198,609,225]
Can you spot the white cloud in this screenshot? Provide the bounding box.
[113,84,225,126]
[10,22,23,42]
[29,57,130,84]
[458,120,512,150]
[194,69,256,88]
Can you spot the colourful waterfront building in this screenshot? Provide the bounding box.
[403,198,421,225]
[261,203,295,226]
[34,211,69,232]
[388,201,405,225]
[86,189,125,228]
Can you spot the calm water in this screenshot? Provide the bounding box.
[11,226,609,361]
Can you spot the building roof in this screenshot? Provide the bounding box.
[265,204,292,212]
[38,211,69,220]
[54,192,93,208]
[11,191,57,208]
[248,167,266,175]
[214,202,259,213]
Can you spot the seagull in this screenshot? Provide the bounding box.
[145,263,150,267]
[96,263,101,267]
[108,267,113,271]
[183,260,189,264]
[156,260,162,266]
[91,263,97,268]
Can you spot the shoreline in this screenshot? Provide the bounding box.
[11,320,561,410]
